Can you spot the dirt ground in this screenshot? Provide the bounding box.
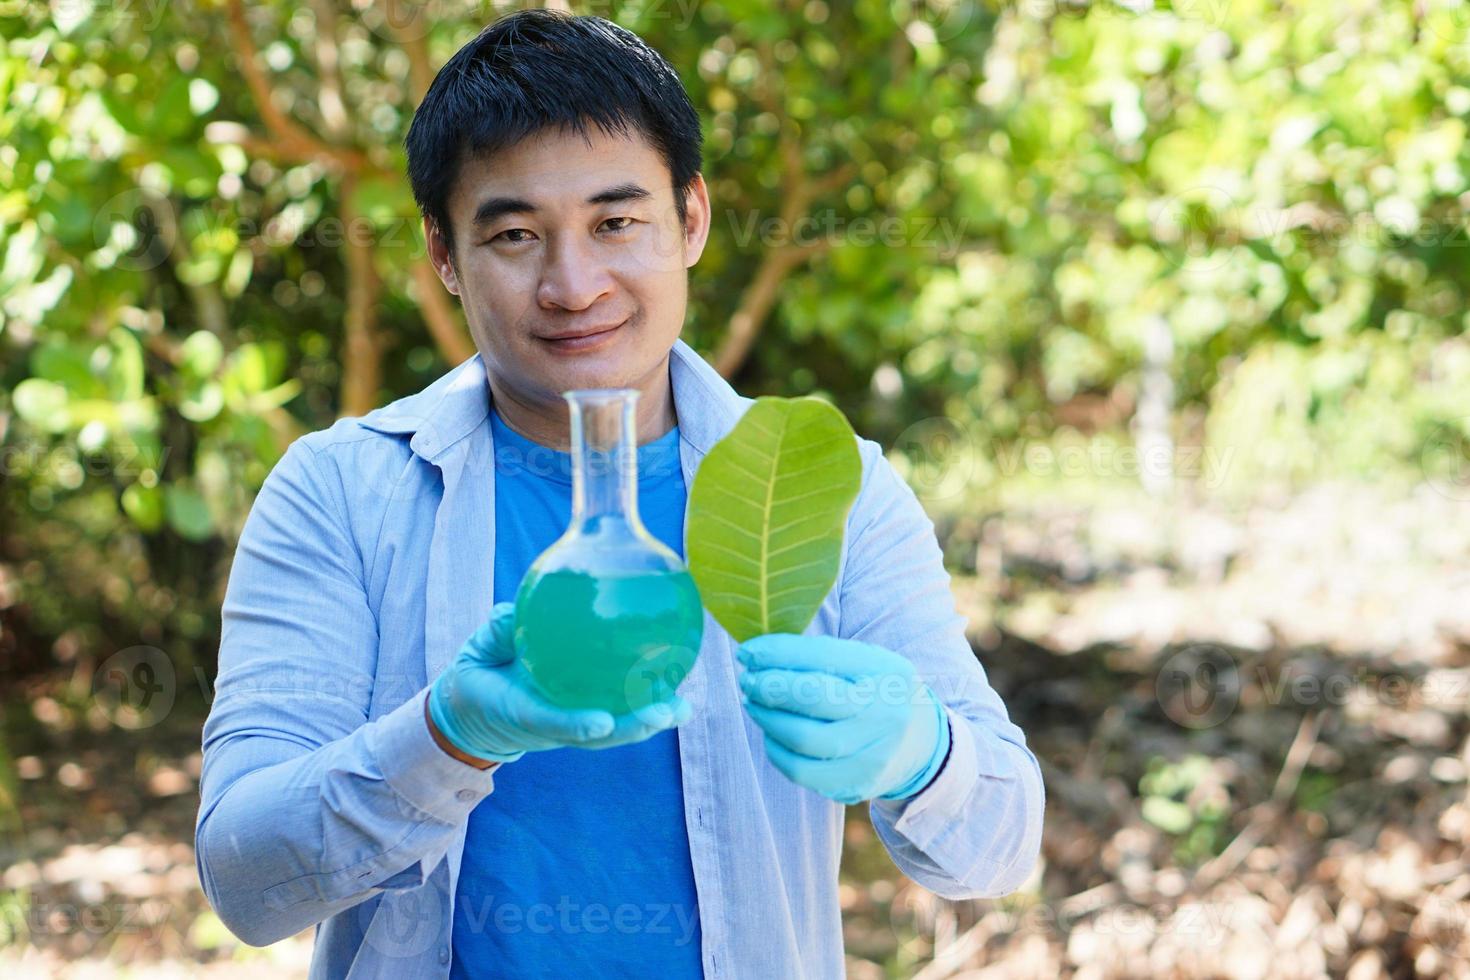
[4,481,1468,978]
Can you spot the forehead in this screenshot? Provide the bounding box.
[449,124,669,212]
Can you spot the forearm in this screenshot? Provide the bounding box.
[196,689,499,946]
[839,443,1046,898]
[870,704,1045,899]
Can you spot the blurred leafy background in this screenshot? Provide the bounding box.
[4,0,1470,977]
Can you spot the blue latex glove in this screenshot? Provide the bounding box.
[735,633,951,805]
[428,601,693,763]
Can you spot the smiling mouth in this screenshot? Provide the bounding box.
[536,318,628,352]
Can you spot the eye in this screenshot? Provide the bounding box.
[600,216,636,234]
[489,228,536,245]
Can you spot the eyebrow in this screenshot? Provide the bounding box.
[471,182,653,227]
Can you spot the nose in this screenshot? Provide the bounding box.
[536,231,614,312]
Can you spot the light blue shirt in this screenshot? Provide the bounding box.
[450,404,701,976]
[196,338,1045,979]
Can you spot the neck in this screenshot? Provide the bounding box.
[485,353,677,453]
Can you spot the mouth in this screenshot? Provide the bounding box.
[536,317,628,353]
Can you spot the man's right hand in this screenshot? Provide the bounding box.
[426,601,693,765]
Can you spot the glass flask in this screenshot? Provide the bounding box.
[512,388,704,716]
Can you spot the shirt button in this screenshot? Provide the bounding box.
[439,945,450,964]
[455,789,476,802]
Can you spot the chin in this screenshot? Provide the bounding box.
[540,353,638,392]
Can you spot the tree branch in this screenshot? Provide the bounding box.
[337,172,386,417]
[410,258,475,366]
[225,0,394,418]
[225,0,366,173]
[308,0,350,140]
[385,0,436,102]
[713,241,827,380]
[710,41,857,379]
[204,124,399,188]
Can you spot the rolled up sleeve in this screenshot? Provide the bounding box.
[839,441,1045,900]
[195,437,495,947]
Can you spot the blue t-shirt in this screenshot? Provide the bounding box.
[451,403,703,978]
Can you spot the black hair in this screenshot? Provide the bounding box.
[404,9,703,260]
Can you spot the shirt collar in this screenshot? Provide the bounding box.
[488,400,683,487]
[355,336,749,462]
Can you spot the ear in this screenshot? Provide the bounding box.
[424,216,462,296]
[681,173,712,269]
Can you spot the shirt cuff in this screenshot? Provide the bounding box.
[879,694,952,800]
[370,688,501,825]
[872,704,978,851]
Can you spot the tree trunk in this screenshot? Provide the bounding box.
[338,173,385,417]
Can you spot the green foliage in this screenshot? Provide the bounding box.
[0,889,28,947]
[1294,768,1340,815]
[4,0,1470,682]
[186,910,234,952]
[687,396,861,641]
[1139,754,1231,866]
[0,0,423,664]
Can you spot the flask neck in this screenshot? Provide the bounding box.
[568,390,642,532]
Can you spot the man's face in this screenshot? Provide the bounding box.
[426,124,710,405]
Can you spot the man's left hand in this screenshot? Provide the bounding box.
[735,633,951,805]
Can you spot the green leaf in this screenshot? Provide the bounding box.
[104,327,144,401]
[188,911,232,952]
[121,482,163,532]
[100,88,144,135]
[0,221,43,294]
[226,343,269,394]
[13,378,70,431]
[179,380,223,421]
[164,484,213,541]
[154,75,195,140]
[247,378,301,412]
[222,248,253,297]
[179,330,223,378]
[32,341,104,397]
[1142,796,1194,836]
[159,146,221,198]
[686,396,861,642]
